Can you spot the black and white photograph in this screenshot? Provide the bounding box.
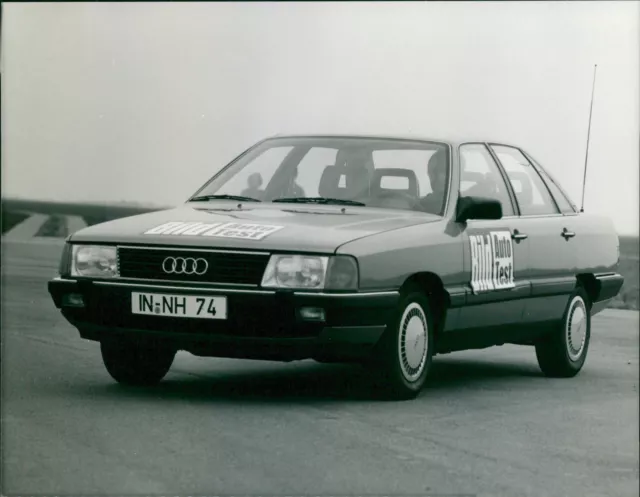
[1,1,638,496]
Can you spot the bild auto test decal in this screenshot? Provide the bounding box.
[143,221,284,240]
[469,230,515,294]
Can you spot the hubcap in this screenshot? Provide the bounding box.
[566,296,587,361]
[397,302,429,382]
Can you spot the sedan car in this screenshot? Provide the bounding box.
[48,134,624,399]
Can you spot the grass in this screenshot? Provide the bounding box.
[1,211,30,234]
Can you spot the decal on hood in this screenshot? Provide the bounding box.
[144,221,284,240]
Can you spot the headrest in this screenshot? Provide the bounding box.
[428,149,447,175]
[508,171,531,191]
[508,171,533,204]
[318,165,347,198]
[371,168,419,197]
[461,171,484,183]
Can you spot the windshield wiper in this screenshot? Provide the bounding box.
[272,197,366,206]
[189,194,262,203]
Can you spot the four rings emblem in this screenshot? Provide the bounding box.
[162,257,209,275]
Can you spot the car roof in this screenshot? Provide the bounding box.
[266,132,521,149]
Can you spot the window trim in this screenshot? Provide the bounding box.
[457,142,519,217]
[520,150,578,215]
[191,136,453,216]
[441,143,454,218]
[487,143,564,218]
[188,138,273,201]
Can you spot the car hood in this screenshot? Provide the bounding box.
[69,202,440,253]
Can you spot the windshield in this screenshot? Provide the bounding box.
[190,137,451,215]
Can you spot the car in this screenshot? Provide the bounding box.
[48,134,625,399]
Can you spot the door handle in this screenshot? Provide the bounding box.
[511,229,528,241]
[561,228,576,239]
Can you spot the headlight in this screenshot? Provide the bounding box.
[70,245,118,278]
[260,254,358,291]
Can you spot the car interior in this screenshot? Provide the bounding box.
[231,145,449,214]
[459,155,545,216]
[318,164,422,209]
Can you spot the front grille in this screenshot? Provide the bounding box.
[117,247,270,285]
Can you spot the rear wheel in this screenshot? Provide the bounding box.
[535,287,591,378]
[368,290,434,400]
[100,337,176,386]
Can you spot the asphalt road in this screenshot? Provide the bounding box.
[2,239,638,497]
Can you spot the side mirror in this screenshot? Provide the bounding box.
[456,196,503,223]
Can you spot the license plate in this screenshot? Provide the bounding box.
[131,292,227,319]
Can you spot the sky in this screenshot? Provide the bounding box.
[1,1,638,234]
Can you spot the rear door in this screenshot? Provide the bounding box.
[488,144,577,322]
[457,143,530,330]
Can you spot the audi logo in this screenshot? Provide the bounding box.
[162,257,209,275]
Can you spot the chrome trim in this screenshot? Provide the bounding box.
[458,142,520,217]
[442,142,453,217]
[485,142,565,216]
[522,150,579,214]
[474,213,572,220]
[53,277,399,298]
[161,256,209,275]
[515,146,563,215]
[594,272,618,278]
[93,281,276,295]
[498,214,566,220]
[85,276,257,288]
[293,290,399,298]
[117,245,271,256]
[518,214,565,219]
[115,245,269,286]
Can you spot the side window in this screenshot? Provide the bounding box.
[459,144,515,217]
[526,155,576,214]
[295,147,338,197]
[490,145,560,216]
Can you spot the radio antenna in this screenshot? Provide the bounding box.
[580,64,598,213]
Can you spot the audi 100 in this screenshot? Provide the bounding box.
[48,134,624,399]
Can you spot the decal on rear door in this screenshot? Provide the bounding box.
[143,221,284,240]
[469,230,515,293]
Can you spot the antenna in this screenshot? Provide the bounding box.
[580,64,598,213]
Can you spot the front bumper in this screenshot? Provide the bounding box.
[48,278,399,361]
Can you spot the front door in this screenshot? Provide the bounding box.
[456,143,531,331]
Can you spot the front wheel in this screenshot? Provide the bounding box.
[535,287,591,378]
[100,337,176,386]
[368,291,434,400]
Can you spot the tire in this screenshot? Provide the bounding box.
[368,290,435,400]
[535,286,591,378]
[100,337,176,386]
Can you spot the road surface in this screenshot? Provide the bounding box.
[2,239,638,496]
